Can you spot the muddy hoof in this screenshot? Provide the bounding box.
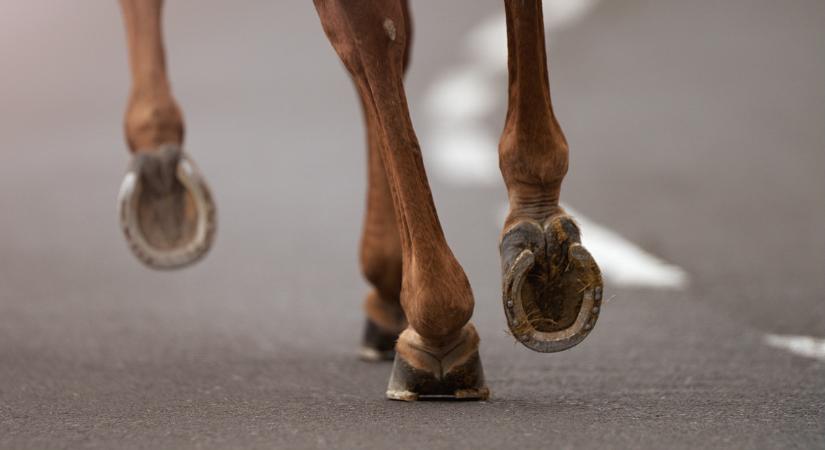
[500,214,603,353]
[359,318,399,362]
[386,325,490,401]
[118,144,216,269]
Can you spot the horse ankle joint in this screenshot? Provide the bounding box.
[125,98,184,152]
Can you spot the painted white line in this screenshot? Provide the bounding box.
[423,0,689,289]
[423,65,499,184]
[424,67,497,124]
[764,334,825,362]
[430,126,500,185]
[466,0,600,71]
[563,205,688,289]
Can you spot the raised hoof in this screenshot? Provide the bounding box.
[386,325,490,401]
[359,318,399,362]
[118,144,216,270]
[500,214,603,353]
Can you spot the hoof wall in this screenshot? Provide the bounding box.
[359,318,399,362]
[386,386,490,402]
[386,328,489,401]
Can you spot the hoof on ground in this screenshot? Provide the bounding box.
[386,325,489,401]
[386,386,490,402]
[118,144,216,269]
[500,214,603,353]
[359,318,399,362]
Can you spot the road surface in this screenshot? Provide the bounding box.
[0,1,823,448]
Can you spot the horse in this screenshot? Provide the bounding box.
[116,0,603,401]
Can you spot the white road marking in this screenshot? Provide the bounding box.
[423,0,688,289]
[466,0,600,71]
[424,67,497,123]
[764,334,825,362]
[563,205,688,289]
[424,64,500,185]
[430,126,500,185]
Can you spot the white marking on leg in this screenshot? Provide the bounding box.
[383,18,397,41]
[764,334,825,362]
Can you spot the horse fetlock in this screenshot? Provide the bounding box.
[504,189,564,229]
[401,263,474,343]
[499,125,568,187]
[124,95,184,152]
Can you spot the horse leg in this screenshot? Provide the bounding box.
[499,0,603,353]
[117,0,216,269]
[119,0,182,153]
[356,1,412,362]
[314,0,489,400]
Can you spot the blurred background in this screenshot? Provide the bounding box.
[0,1,823,448]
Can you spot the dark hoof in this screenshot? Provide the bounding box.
[359,318,399,362]
[500,214,603,353]
[386,325,490,401]
[118,144,216,270]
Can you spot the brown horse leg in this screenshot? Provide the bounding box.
[358,91,405,361]
[314,0,488,400]
[117,0,216,269]
[356,1,413,362]
[498,0,603,353]
[119,0,183,153]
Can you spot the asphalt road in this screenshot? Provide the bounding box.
[1,1,823,449]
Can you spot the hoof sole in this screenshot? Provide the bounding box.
[118,145,216,270]
[500,215,603,353]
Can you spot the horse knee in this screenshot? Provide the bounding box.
[499,126,568,189]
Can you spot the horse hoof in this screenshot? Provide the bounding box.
[500,214,603,353]
[359,318,399,362]
[118,144,216,270]
[386,324,490,401]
